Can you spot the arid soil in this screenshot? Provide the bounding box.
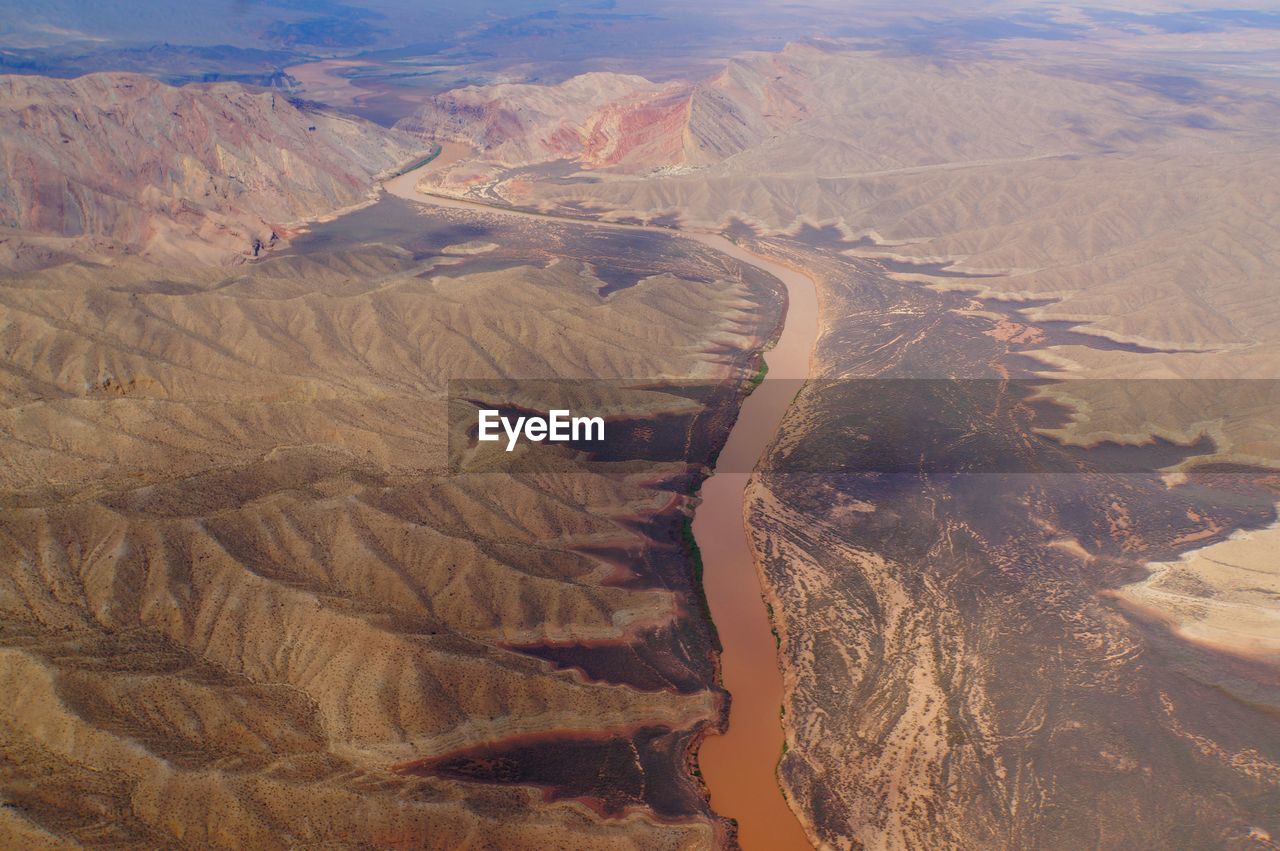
[741,237,1280,848]
[0,121,786,846]
[8,10,1280,849]
[390,27,1280,847]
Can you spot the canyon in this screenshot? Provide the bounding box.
[390,25,1280,848]
[5,5,1280,849]
[0,79,784,847]
[386,160,820,848]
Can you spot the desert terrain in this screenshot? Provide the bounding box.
[0,70,788,846]
[5,3,1280,849]
[386,12,1280,847]
[0,73,425,270]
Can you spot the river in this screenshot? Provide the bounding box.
[383,147,818,849]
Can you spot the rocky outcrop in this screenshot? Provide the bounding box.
[397,51,816,174]
[398,72,679,167]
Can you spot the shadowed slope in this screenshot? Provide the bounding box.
[0,197,783,847]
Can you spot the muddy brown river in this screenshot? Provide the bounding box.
[385,148,818,849]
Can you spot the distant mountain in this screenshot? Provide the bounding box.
[0,44,299,87]
[0,72,424,269]
[402,58,822,173]
[397,72,684,168]
[407,42,1280,356]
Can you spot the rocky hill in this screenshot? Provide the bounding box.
[0,72,424,269]
[0,193,783,849]
[397,72,680,168]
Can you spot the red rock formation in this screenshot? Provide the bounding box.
[398,48,821,175]
[580,90,691,168]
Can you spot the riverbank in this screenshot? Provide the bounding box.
[383,154,819,849]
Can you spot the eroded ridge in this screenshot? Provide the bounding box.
[0,183,785,846]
